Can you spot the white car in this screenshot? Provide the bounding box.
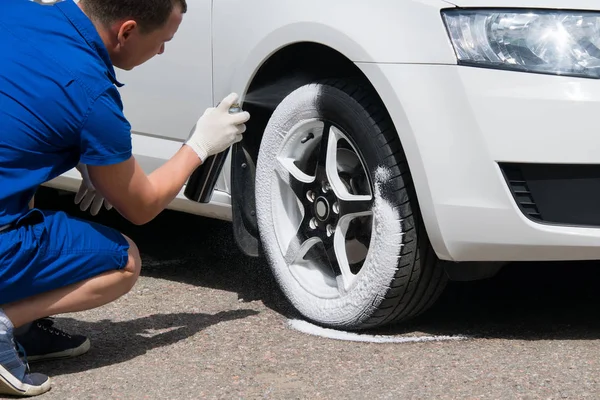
[48,0,600,331]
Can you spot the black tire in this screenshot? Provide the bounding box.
[255,79,448,331]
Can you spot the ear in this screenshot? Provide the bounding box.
[116,20,138,46]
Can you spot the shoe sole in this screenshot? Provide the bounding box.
[0,365,51,397]
[27,338,91,363]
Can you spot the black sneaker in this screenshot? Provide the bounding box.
[15,318,90,363]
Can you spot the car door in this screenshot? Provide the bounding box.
[115,0,214,175]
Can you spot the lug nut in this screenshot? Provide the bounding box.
[322,182,331,193]
[309,218,318,230]
[306,190,315,202]
[326,225,335,237]
[332,202,339,214]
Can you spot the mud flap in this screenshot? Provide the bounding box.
[230,142,262,257]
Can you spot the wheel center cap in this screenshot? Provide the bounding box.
[315,197,330,221]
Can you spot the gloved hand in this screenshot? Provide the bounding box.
[185,93,250,163]
[74,163,113,216]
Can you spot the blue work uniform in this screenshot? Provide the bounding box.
[0,0,132,304]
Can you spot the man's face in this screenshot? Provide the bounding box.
[111,5,184,70]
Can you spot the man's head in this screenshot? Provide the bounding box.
[78,0,187,70]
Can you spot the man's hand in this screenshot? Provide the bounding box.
[185,93,250,163]
[74,163,113,216]
[86,93,251,225]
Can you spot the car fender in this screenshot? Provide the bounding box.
[212,0,458,101]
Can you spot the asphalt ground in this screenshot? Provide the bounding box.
[2,186,599,399]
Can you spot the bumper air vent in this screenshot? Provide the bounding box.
[499,162,600,228]
[501,164,542,221]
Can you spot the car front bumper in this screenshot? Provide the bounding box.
[358,62,600,262]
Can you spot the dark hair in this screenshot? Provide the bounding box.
[79,0,187,33]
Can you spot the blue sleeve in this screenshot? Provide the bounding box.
[79,87,132,166]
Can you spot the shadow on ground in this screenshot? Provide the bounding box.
[36,187,600,342]
[378,260,600,341]
[33,310,259,376]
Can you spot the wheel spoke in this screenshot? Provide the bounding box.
[276,118,324,182]
[276,158,316,205]
[325,126,366,202]
[285,235,321,265]
[276,156,315,185]
[322,125,339,185]
[322,236,345,290]
[338,195,373,217]
[323,213,366,293]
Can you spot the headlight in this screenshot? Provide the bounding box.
[441,9,600,79]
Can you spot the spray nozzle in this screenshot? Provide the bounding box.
[229,103,242,114]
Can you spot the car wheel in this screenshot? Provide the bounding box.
[255,79,448,330]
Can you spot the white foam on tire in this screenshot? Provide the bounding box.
[256,84,405,328]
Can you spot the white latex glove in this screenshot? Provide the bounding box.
[74,163,113,216]
[185,93,250,163]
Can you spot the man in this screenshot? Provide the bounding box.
[0,0,250,396]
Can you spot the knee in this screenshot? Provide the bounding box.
[121,235,142,289]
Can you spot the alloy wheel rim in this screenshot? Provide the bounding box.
[272,118,375,299]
